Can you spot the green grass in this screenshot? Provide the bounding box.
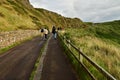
[0,5,36,31]
[58,35,95,80]
[88,23,120,45]
[0,1,38,31]
[61,21,120,79]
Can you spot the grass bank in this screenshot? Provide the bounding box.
[61,22,120,79]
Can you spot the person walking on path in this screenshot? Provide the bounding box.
[40,28,44,40]
[52,26,57,39]
[44,28,48,40]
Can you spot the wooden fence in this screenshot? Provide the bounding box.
[58,34,116,80]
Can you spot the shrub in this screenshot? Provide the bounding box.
[0,12,5,17]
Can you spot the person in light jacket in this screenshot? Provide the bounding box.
[44,28,48,39]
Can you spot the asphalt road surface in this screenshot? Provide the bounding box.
[41,37,78,80]
[0,36,45,80]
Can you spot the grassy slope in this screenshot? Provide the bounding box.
[92,21,120,45]
[0,0,38,31]
[63,20,120,79]
[31,8,86,30]
[0,0,86,31]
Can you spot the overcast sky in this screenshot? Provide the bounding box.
[29,0,120,22]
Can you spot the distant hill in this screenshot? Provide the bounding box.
[85,20,120,45]
[0,0,86,31]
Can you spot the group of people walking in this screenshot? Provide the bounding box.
[40,26,58,40]
[40,28,49,40]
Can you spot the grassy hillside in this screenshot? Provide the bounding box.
[62,20,120,79]
[36,8,86,29]
[0,0,37,31]
[90,20,120,45]
[0,0,85,31]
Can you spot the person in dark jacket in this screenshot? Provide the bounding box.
[52,26,57,39]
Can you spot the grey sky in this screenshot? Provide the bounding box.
[29,0,120,22]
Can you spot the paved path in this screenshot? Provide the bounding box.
[41,36,78,80]
[0,36,45,80]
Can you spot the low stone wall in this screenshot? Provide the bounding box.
[0,30,40,49]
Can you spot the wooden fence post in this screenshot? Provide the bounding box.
[80,49,83,63]
[68,40,71,49]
